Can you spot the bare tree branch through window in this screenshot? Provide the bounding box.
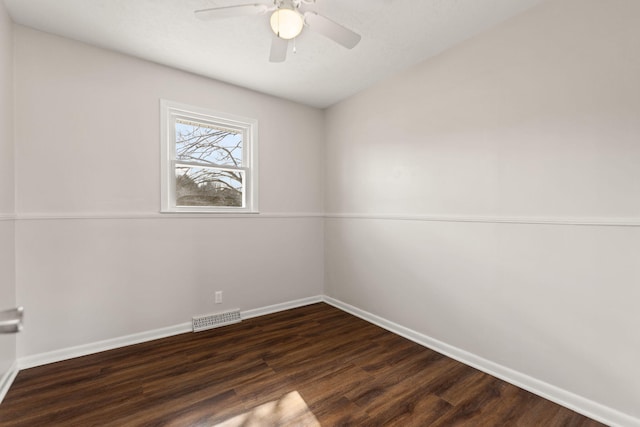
[175,120,243,207]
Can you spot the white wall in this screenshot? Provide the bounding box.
[325,0,640,423]
[14,27,325,357]
[0,0,17,396]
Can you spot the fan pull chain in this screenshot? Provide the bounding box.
[293,37,297,54]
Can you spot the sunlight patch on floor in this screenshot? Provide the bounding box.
[215,391,320,427]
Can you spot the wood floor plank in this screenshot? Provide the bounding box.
[308,395,372,426]
[297,363,372,405]
[0,303,606,426]
[365,393,453,427]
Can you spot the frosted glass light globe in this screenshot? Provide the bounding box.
[270,8,304,40]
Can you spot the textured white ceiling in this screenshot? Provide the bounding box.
[3,0,544,108]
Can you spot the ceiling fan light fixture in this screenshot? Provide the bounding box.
[270,8,304,40]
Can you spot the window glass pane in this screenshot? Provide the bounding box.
[175,119,243,167]
[175,166,244,207]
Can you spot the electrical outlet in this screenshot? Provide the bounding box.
[215,291,223,304]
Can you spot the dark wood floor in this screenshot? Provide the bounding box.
[0,303,605,426]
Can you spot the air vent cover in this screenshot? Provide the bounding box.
[192,309,241,332]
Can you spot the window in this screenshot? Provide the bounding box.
[161,100,258,213]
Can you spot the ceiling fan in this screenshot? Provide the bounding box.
[195,0,361,62]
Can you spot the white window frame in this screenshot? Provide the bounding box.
[160,100,259,213]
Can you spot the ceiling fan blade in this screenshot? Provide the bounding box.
[269,35,288,62]
[195,4,270,20]
[304,12,361,49]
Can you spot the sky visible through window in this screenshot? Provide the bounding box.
[175,119,242,166]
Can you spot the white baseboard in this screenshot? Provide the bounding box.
[0,361,19,404]
[241,295,323,319]
[12,295,638,427]
[323,296,639,427]
[18,322,193,370]
[17,295,324,370]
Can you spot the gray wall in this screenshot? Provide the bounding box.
[13,27,325,357]
[325,0,640,421]
[0,0,17,398]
